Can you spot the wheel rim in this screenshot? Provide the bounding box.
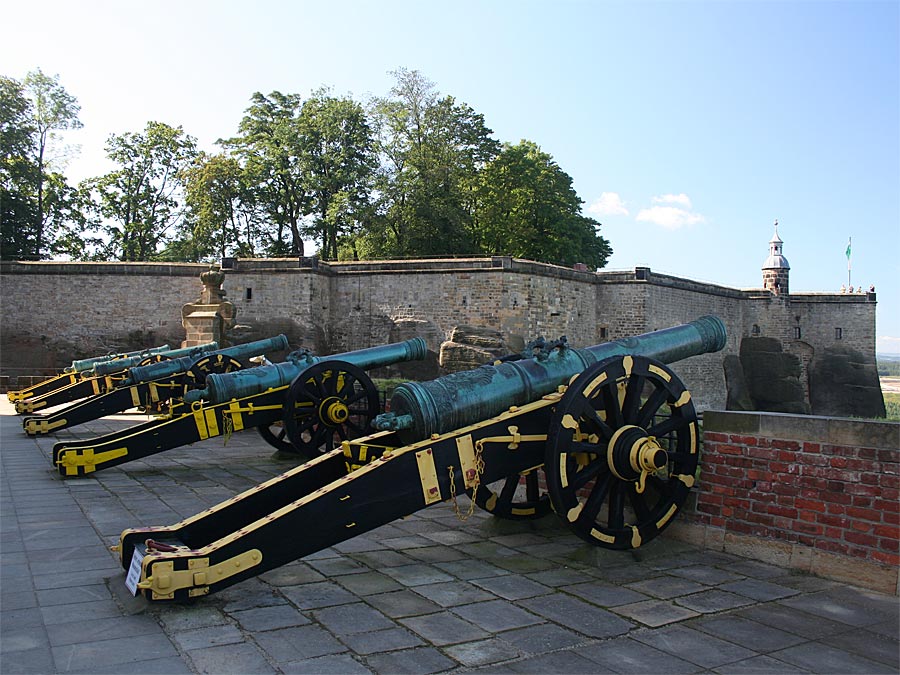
[545,355,699,549]
[257,422,295,454]
[282,360,379,460]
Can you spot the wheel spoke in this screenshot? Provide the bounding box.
[310,424,329,449]
[608,481,625,530]
[571,457,608,489]
[580,472,612,524]
[346,389,368,406]
[295,415,318,435]
[603,385,624,429]
[646,473,675,497]
[570,440,603,454]
[580,403,614,440]
[647,415,689,438]
[525,473,539,502]
[495,474,518,504]
[621,374,644,424]
[627,483,652,522]
[636,386,669,427]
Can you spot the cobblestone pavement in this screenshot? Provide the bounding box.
[1,399,898,674]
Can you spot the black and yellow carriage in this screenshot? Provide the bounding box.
[112,316,726,602]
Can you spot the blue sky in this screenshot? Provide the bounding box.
[3,0,898,353]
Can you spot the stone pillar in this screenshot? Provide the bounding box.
[181,264,236,347]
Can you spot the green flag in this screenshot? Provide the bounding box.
[845,240,851,259]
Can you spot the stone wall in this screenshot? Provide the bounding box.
[0,261,201,376]
[672,410,899,594]
[0,257,877,413]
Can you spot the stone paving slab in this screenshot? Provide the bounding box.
[1,400,898,674]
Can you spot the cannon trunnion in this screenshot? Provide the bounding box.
[116,317,726,602]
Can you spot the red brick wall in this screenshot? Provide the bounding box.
[689,411,899,569]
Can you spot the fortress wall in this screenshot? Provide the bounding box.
[313,259,604,356]
[223,267,324,351]
[789,294,877,355]
[0,258,877,412]
[0,262,200,374]
[638,274,748,411]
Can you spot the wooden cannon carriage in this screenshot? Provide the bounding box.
[50,338,428,476]
[114,316,727,602]
[21,335,289,436]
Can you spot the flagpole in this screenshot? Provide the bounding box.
[847,237,852,289]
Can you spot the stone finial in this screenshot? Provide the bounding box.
[199,264,228,304]
[181,264,236,348]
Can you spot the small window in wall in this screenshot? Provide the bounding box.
[835,327,842,340]
[245,288,253,301]
[599,327,608,340]
[793,326,801,339]
[751,324,760,336]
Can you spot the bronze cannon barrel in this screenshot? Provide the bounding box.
[90,342,219,376]
[124,335,289,384]
[375,315,727,444]
[184,338,429,404]
[68,344,171,373]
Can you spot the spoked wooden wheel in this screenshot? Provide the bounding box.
[282,360,379,460]
[182,354,243,388]
[545,355,699,549]
[471,467,552,520]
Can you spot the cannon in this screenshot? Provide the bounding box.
[13,342,219,414]
[114,316,726,601]
[22,336,290,436]
[6,344,171,404]
[51,338,428,476]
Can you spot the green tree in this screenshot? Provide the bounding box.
[1,72,86,260]
[176,152,262,261]
[223,92,307,257]
[86,121,198,261]
[297,90,375,260]
[362,69,499,258]
[0,75,39,258]
[23,68,82,255]
[474,140,611,269]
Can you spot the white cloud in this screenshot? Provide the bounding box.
[652,193,693,209]
[636,206,707,230]
[587,192,629,217]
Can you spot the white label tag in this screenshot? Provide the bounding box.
[124,547,145,596]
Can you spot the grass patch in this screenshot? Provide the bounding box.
[884,392,900,422]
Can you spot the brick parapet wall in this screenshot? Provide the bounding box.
[673,410,899,594]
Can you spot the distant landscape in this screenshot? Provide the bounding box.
[877,357,900,378]
[877,355,900,420]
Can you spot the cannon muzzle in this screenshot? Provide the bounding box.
[124,335,290,384]
[90,342,219,376]
[184,338,429,404]
[375,315,727,443]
